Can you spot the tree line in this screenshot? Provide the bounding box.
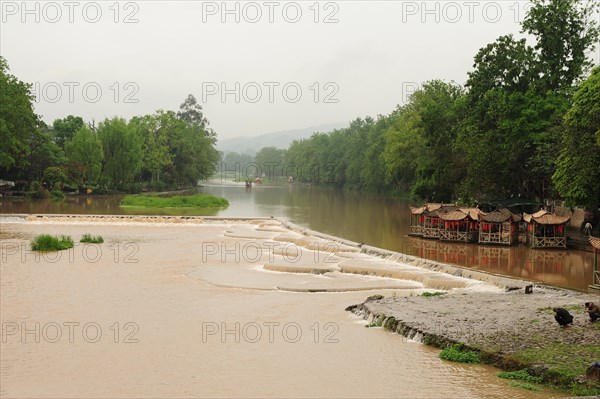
[0,57,219,195]
[260,0,600,209]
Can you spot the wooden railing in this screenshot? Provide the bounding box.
[530,236,567,248]
[409,226,423,236]
[422,227,440,238]
[479,232,513,245]
[440,230,467,241]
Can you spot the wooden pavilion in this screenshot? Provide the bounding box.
[409,203,456,238]
[478,208,521,246]
[437,208,481,243]
[523,210,570,249]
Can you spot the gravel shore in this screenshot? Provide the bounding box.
[348,286,600,393]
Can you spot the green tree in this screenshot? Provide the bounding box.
[384,105,426,192]
[27,125,67,182]
[132,112,172,182]
[177,94,208,129]
[383,80,465,201]
[42,166,67,188]
[64,125,103,184]
[171,95,219,186]
[0,56,39,172]
[52,115,84,148]
[522,0,600,91]
[466,35,536,103]
[222,151,255,171]
[553,67,600,207]
[97,117,143,186]
[255,146,286,181]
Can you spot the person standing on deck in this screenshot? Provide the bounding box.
[584,221,592,235]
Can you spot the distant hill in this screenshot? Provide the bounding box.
[217,122,347,155]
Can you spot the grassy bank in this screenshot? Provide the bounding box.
[350,291,600,396]
[120,194,229,209]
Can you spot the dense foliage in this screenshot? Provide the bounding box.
[267,0,600,208]
[0,60,219,193]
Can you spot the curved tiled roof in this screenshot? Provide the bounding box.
[590,236,600,250]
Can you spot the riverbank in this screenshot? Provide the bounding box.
[347,288,600,396]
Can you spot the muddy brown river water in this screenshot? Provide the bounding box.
[1,181,594,290]
[0,220,564,398]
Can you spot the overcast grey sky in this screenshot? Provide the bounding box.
[2,1,598,139]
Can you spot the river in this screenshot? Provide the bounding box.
[1,181,594,290]
[1,219,563,398]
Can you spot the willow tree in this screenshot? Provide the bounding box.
[64,125,103,184]
[97,117,143,185]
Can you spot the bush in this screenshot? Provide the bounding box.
[80,234,104,244]
[30,181,41,192]
[439,344,481,363]
[126,182,143,194]
[147,180,167,192]
[51,189,65,200]
[31,235,74,251]
[497,369,542,383]
[31,187,50,199]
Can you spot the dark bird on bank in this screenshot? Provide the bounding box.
[553,307,574,327]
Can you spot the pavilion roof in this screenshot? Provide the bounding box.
[409,203,456,215]
[479,208,522,223]
[523,210,570,225]
[438,208,481,221]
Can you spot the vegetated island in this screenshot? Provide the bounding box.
[120,194,229,209]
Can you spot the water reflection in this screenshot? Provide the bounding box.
[0,182,594,290]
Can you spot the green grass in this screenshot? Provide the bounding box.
[509,381,542,391]
[31,235,74,251]
[80,234,104,244]
[569,382,600,396]
[439,344,481,363]
[497,369,543,383]
[420,291,446,297]
[514,343,600,386]
[120,194,229,209]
